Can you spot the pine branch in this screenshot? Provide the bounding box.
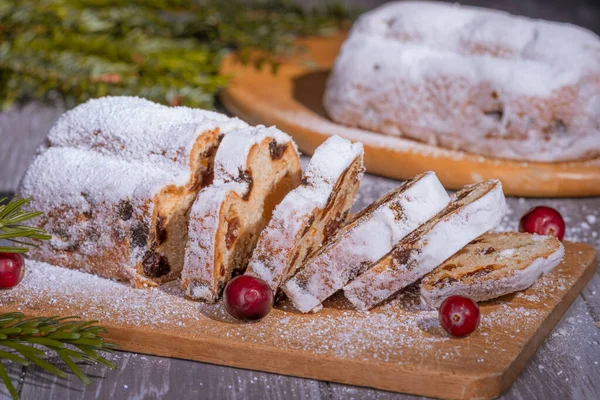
[0,313,119,400]
[0,0,354,110]
[0,197,51,254]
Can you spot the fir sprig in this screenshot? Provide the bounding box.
[0,197,51,254]
[0,0,354,110]
[0,313,118,400]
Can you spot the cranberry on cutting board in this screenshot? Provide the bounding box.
[223,275,273,322]
[439,295,480,337]
[519,206,565,241]
[0,253,25,289]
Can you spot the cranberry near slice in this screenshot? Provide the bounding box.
[439,295,480,337]
[223,275,273,322]
[519,206,565,241]
[0,253,25,289]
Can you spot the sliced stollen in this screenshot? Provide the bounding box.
[182,126,302,302]
[283,172,450,313]
[20,96,247,287]
[245,135,365,292]
[20,147,192,285]
[47,96,247,180]
[343,180,506,312]
[420,232,564,308]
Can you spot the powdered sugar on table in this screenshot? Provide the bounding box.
[1,241,587,365]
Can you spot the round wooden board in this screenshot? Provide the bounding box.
[220,34,600,198]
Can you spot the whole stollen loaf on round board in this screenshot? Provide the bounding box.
[323,1,600,162]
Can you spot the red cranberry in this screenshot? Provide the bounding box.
[223,275,273,322]
[0,253,25,289]
[519,206,565,241]
[439,295,480,337]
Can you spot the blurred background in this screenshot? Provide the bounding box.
[308,0,600,32]
[1,0,598,112]
[1,0,599,191]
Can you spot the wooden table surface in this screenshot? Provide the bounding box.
[1,1,600,399]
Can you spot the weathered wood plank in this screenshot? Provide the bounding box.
[326,296,600,400]
[0,363,26,400]
[502,296,600,399]
[0,102,63,192]
[581,272,600,320]
[19,353,323,400]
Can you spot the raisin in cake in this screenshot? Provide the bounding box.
[343,180,506,312]
[323,1,600,162]
[245,135,364,293]
[182,126,302,302]
[283,172,449,313]
[421,232,564,308]
[19,96,248,287]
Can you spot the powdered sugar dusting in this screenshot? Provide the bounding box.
[421,233,565,308]
[182,125,299,301]
[21,147,183,206]
[299,136,363,204]
[48,96,248,170]
[2,249,589,368]
[19,96,253,286]
[283,172,450,313]
[182,184,234,298]
[344,180,506,311]
[247,135,363,290]
[214,125,295,184]
[323,1,600,162]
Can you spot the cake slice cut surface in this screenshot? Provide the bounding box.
[420,232,564,308]
[245,135,365,292]
[343,179,506,311]
[283,171,450,313]
[182,126,302,302]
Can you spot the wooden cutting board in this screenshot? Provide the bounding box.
[0,242,596,400]
[219,35,600,198]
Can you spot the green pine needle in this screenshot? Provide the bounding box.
[0,0,354,110]
[0,197,51,254]
[0,363,19,400]
[0,313,119,400]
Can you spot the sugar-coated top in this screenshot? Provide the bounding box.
[282,171,449,313]
[213,125,297,184]
[343,180,506,311]
[274,135,363,219]
[184,125,299,292]
[19,147,184,207]
[296,135,364,204]
[265,135,363,233]
[347,1,600,96]
[247,135,363,289]
[48,96,248,169]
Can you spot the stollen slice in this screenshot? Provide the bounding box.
[420,232,564,308]
[343,179,506,311]
[182,126,302,302]
[283,171,450,313]
[245,135,365,292]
